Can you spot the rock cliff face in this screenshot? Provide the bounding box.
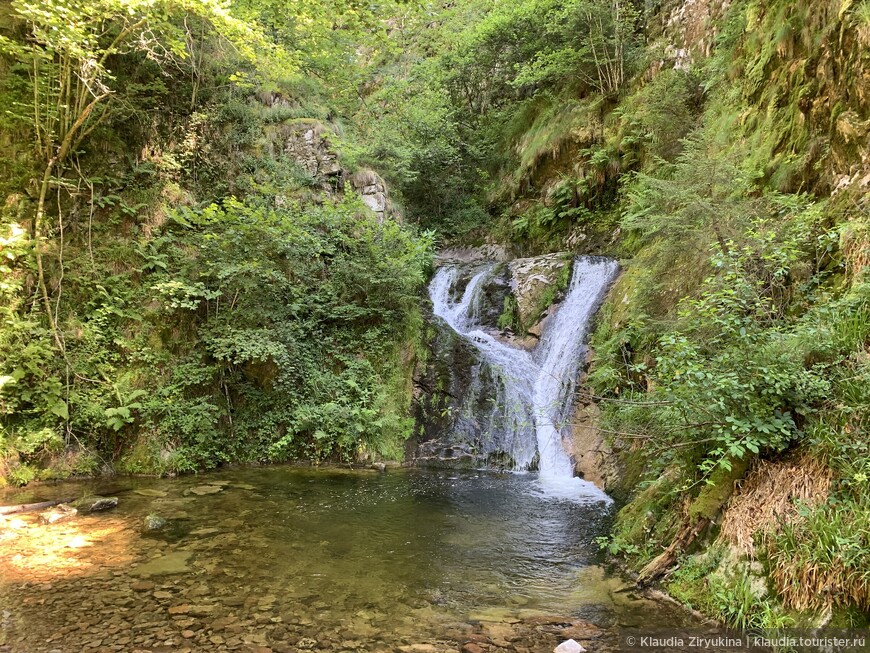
[568,398,624,493]
[651,0,731,69]
[266,120,398,222]
[282,121,342,182]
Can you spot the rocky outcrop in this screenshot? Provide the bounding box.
[282,121,342,181]
[265,120,398,222]
[651,0,731,70]
[349,169,393,222]
[507,253,571,329]
[434,245,512,267]
[568,398,623,493]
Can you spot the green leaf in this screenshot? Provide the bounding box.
[50,400,69,420]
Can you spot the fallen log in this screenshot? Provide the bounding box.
[635,456,751,586]
[0,498,75,515]
[637,517,710,585]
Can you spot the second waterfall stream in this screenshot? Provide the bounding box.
[429,256,619,502]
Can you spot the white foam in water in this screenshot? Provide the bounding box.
[429,257,619,503]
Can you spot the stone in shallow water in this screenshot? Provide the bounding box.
[190,527,221,536]
[143,514,168,532]
[559,621,604,641]
[135,489,168,497]
[188,485,223,496]
[75,496,119,512]
[39,504,77,524]
[554,640,586,653]
[468,607,517,622]
[130,551,192,577]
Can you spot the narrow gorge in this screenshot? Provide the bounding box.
[2,0,869,648]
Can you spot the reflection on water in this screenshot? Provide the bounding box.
[0,467,695,652]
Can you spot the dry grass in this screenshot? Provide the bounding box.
[766,503,870,612]
[719,451,832,555]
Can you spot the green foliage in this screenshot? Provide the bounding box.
[611,68,701,164]
[135,194,432,467]
[667,548,796,630]
[583,0,870,624]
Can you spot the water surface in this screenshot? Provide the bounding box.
[0,467,695,652]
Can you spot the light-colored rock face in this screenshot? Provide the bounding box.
[507,253,570,328]
[656,0,731,70]
[568,399,609,489]
[350,169,393,222]
[568,393,626,494]
[434,245,512,267]
[283,123,342,180]
[278,123,397,222]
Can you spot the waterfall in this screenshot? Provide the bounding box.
[429,256,619,499]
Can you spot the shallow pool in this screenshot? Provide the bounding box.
[0,467,699,652]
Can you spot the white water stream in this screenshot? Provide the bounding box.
[429,256,619,501]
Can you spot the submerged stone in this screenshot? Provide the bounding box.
[188,485,223,496]
[131,551,192,577]
[134,489,168,497]
[190,527,221,536]
[39,504,77,524]
[554,640,586,653]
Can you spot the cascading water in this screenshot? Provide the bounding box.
[429,256,619,501]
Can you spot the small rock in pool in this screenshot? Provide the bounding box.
[187,485,223,496]
[75,496,119,512]
[134,489,168,497]
[130,550,192,577]
[190,527,221,536]
[554,640,586,653]
[371,462,386,472]
[143,514,168,531]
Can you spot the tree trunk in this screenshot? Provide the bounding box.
[0,498,75,515]
[636,517,710,586]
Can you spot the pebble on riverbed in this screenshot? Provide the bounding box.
[143,513,168,532]
[554,639,587,653]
